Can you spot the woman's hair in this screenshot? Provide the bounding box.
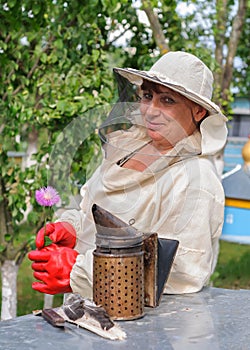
[141,80,164,93]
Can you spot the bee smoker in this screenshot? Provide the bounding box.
[92,204,179,320]
[92,204,145,320]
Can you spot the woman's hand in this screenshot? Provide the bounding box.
[36,222,77,249]
[28,243,79,294]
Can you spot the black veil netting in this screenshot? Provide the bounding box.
[98,71,202,165]
[98,71,143,142]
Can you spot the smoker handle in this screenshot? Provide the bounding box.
[157,238,179,304]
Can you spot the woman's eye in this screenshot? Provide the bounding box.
[141,92,153,100]
[135,93,142,102]
[162,96,175,104]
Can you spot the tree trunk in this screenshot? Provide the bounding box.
[25,127,38,168]
[214,0,247,107]
[43,294,54,309]
[142,0,169,54]
[221,0,247,99]
[1,260,18,320]
[214,0,228,87]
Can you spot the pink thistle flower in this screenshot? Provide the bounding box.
[35,186,61,207]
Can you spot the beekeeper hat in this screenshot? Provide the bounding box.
[114,51,227,120]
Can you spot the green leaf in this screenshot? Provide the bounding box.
[33,3,41,15]
[0,244,6,253]
[44,236,53,247]
[57,100,67,112]
[54,39,64,50]
[92,49,100,62]
[4,233,12,242]
[8,0,16,8]
[40,53,47,63]
[27,211,40,224]
[27,235,36,250]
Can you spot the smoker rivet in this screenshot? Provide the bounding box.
[129,218,135,225]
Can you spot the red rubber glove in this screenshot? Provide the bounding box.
[28,243,79,294]
[36,222,77,249]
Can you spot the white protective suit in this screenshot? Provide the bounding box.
[59,111,227,297]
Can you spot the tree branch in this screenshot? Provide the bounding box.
[106,25,132,47]
[222,0,247,95]
[5,240,30,265]
[4,33,11,44]
[214,0,228,86]
[141,0,169,54]
[0,178,9,244]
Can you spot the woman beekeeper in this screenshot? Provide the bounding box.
[28,51,228,297]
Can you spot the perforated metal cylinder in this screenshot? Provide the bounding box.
[93,249,144,320]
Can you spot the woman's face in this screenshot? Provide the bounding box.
[139,81,207,152]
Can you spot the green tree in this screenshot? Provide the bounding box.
[0,0,118,319]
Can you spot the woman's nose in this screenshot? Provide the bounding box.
[145,98,161,116]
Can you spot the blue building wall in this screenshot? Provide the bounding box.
[223,97,250,173]
[221,206,250,244]
[223,137,248,173]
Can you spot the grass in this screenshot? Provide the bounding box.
[16,257,64,316]
[211,240,250,289]
[0,229,250,316]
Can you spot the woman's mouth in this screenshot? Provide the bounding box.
[145,120,166,131]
